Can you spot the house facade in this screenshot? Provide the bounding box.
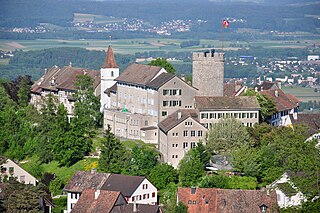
[268,171,306,209]
[0,158,38,186]
[103,63,197,143]
[64,171,158,213]
[195,96,260,128]
[255,81,299,126]
[30,65,100,119]
[159,109,207,168]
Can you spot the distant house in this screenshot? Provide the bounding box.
[101,173,158,205]
[159,109,207,168]
[64,171,158,213]
[177,187,279,213]
[64,170,110,213]
[255,81,299,126]
[223,82,247,97]
[268,171,306,209]
[0,157,38,186]
[30,65,100,119]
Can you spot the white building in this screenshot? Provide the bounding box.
[0,157,38,186]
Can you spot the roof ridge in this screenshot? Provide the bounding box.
[102,45,118,68]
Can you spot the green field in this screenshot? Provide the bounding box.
[282,85,320,102]
[1,38,317,54]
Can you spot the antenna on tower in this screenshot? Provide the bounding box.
[109,35,112,45]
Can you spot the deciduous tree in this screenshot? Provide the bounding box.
[148,58,176,74]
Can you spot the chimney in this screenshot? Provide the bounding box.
[177,111,182,120]
[181,74,186,82]
[261,86,263,92]
[95,190,100,200]
[275,90,279,97]
[133,200,137,212]
[91,168,96,174]
[255,87,258,92]
[276,81,282,89]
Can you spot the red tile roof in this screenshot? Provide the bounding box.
[31,66,100,93]
[289,113,320,135]
[64,171,110,193]
[71,189,122,213]
[223,83,245,96]
[260,89,298,112]
[177,187,279,213]
[101,45,118,68]
[195,96,260,110]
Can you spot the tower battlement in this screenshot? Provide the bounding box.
[192,49,224,61]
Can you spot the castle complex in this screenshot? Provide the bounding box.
[30,46,261,168]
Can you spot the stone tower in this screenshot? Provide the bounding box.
[100,45,119,110]
[192,49,224,96]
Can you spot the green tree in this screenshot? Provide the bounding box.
[49,177,64,196]
[17,76,31,107]
[98,125,129,174]
[242,89,277,122]
[178,143,208,187]
[198,175,229,188]
[172,201,188,213]
[149,163,178,190]
[148,58,176,74]
[127,145,159,176]
[73,74,101,130]
[206,118,253,155]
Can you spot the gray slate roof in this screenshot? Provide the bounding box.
[64,171,110,193]
[101,174,145,197]
[115,63,163,86]
[159,109,200,134]
[195,96,260,110]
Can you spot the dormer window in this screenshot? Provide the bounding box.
[259,204,268,213]
[111,71,114,77]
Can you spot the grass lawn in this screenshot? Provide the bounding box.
[282,85,320,102]
[121,139,157,150]
[20,156,98,184]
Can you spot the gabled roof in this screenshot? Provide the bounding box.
[146,72,175,89]
[254,81,279,91]
[178,187,278,213]
[104,83,117,97]
[223,83,245,97]
[71,189,122,213]
[64,171,110,193]
[101,45,118,68]
[158,109,200,134]
[260,89,298,111]
[101,174,145,197]
[31,66,100,93]
[115,63,163,86]
[289,113,320,135]
[195,96,260,110]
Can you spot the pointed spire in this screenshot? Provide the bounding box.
[102,45,118,68]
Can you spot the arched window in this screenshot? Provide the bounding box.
[111,71,114,77]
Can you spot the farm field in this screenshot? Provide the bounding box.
[282,85,320,102]
[0,38,318,54]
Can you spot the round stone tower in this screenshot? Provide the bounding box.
[192,49,224,96]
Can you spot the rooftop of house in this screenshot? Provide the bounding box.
[276,182,298,196]
[254,81,279,91]
[223,82,245,96]
[101,45,118,69]
[31,66,100,93]
[146,72,175,89]
[289,113,320,135]
[158,109,200,134]
[101,174,146,197]
[71,189,122,213]
[64,171,110,193]
[195,96,260,111]
[178,187,278,213]
[260,89,299,112]
[122,203,162,213]
[115,63,164,86]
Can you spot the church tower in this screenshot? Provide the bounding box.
[192,49,224,96]
[100,45,119,110]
